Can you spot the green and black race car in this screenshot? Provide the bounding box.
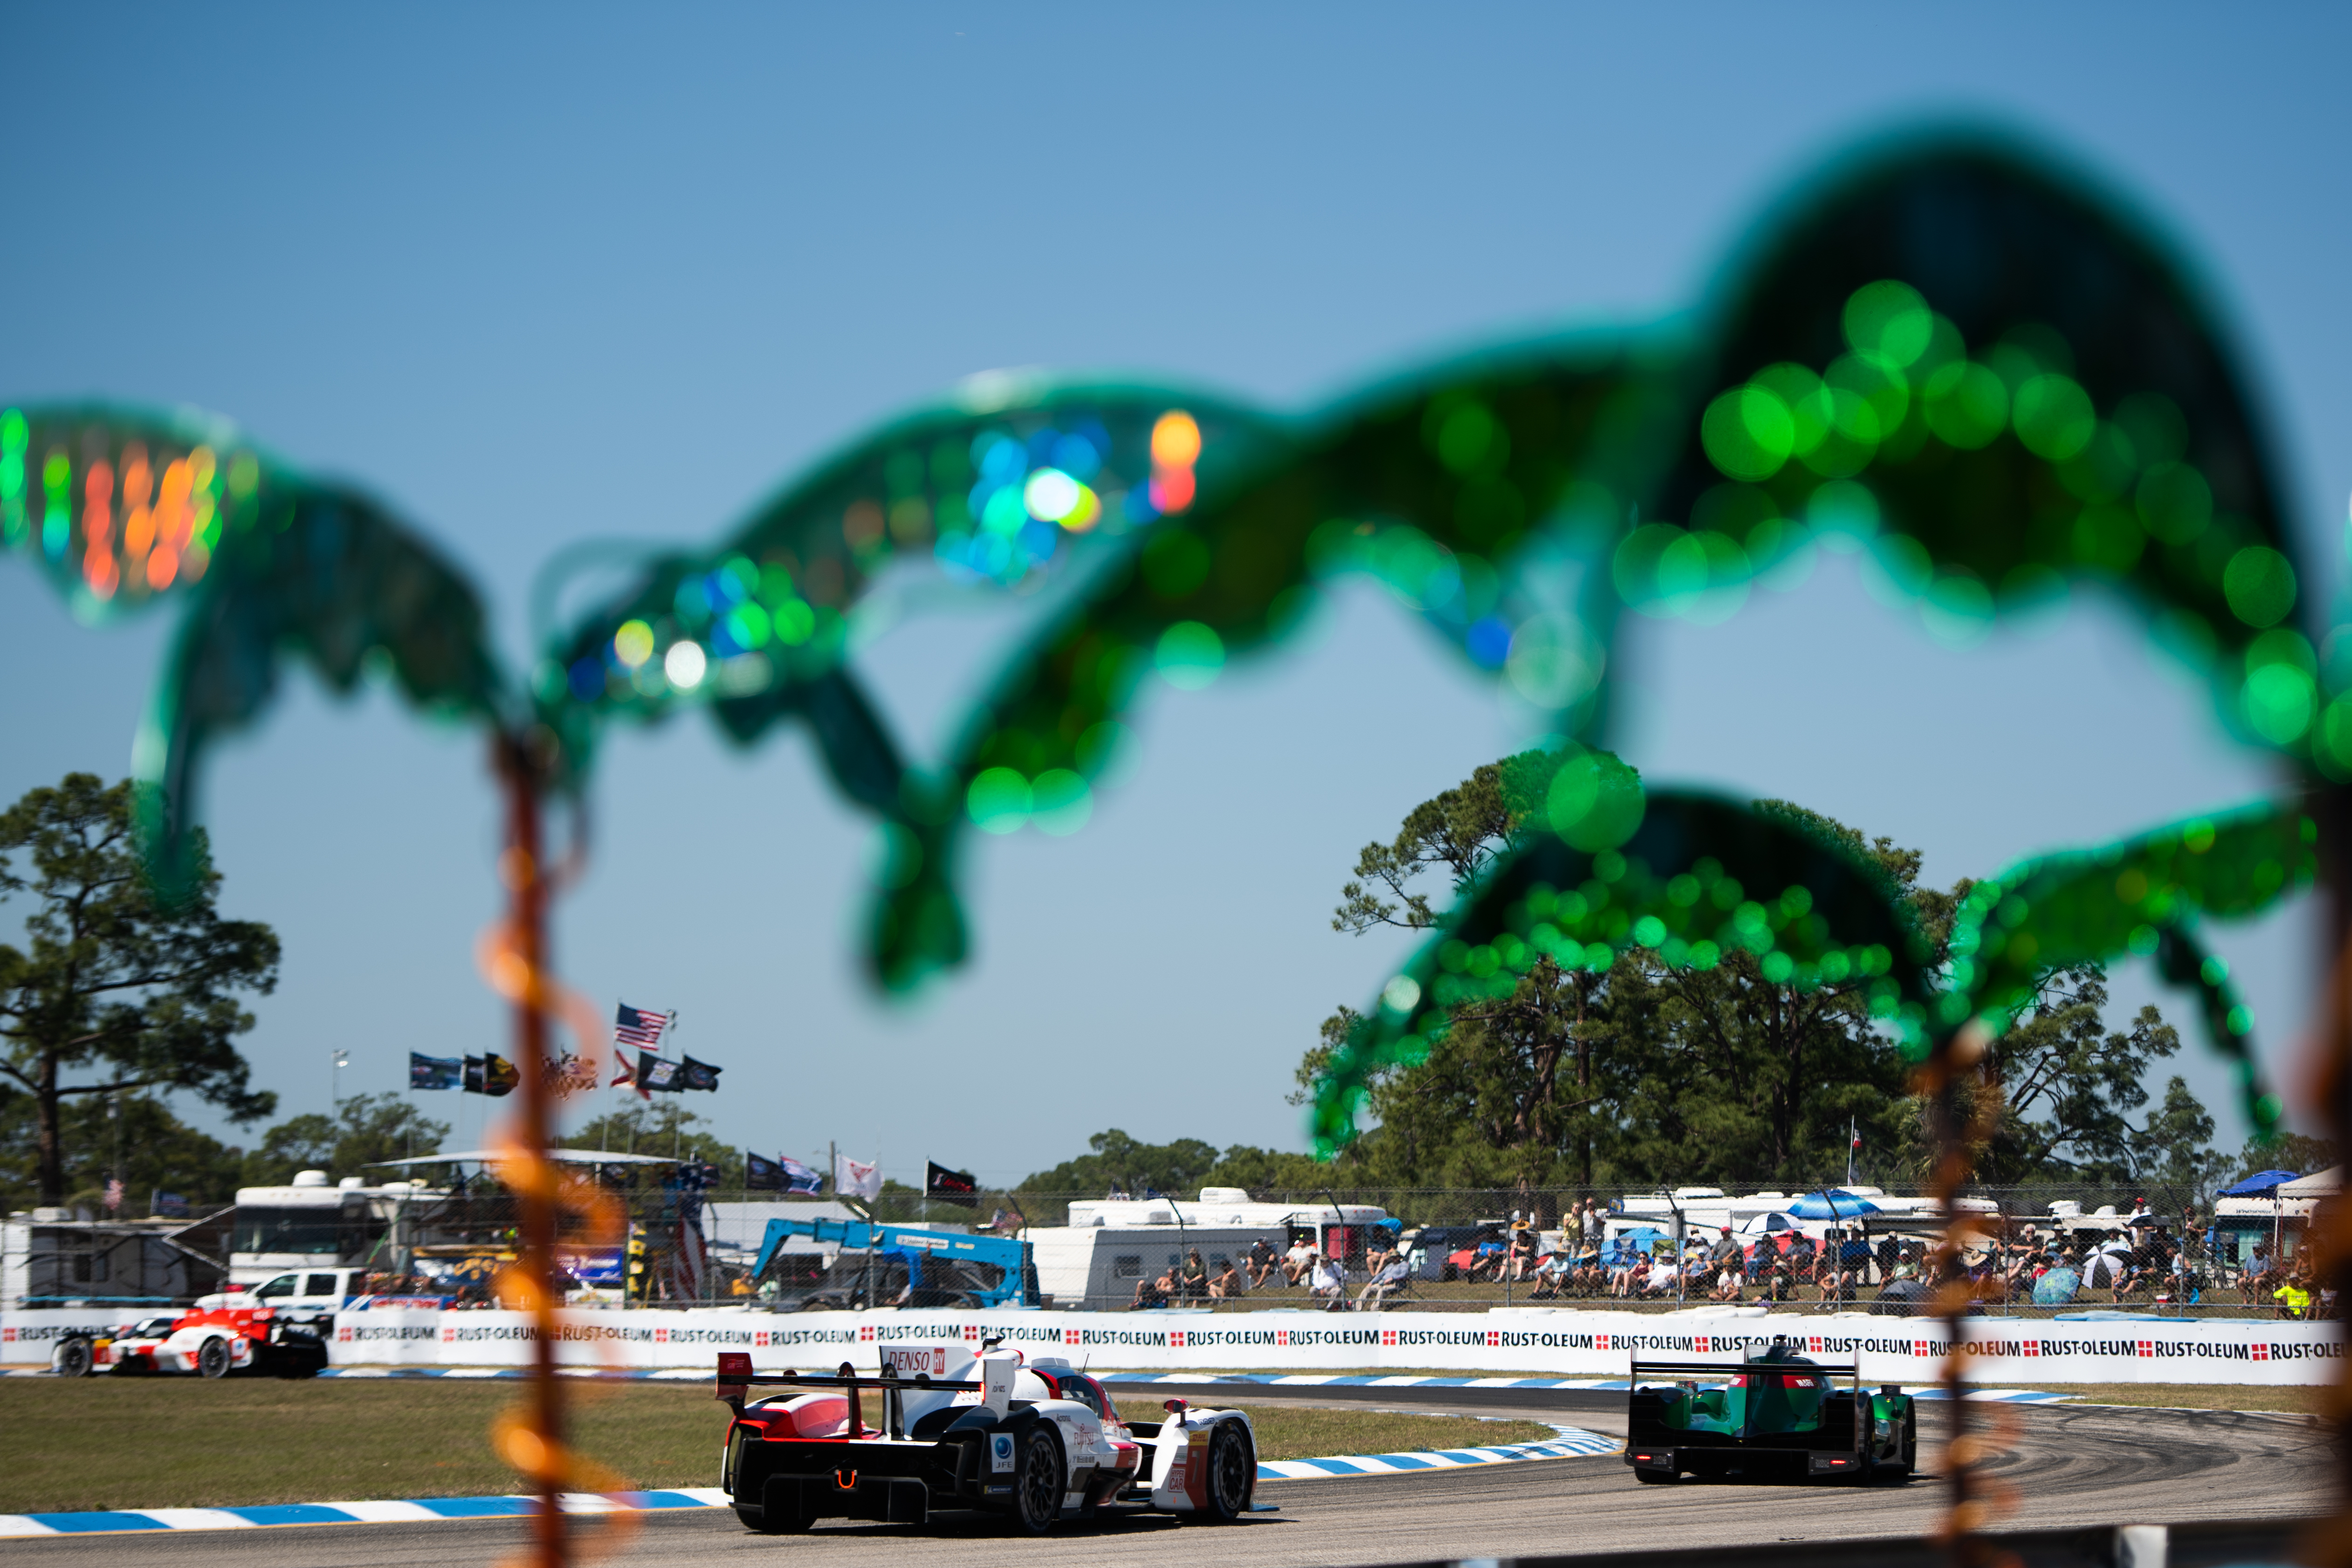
[1623,1338,1915,1485]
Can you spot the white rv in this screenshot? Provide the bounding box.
[1031,1187,1394,1307]
[229,1171,436,1286]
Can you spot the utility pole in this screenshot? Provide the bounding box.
[332,1049,350,1110]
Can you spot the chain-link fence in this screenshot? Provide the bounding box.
[511,1179,2330,1319]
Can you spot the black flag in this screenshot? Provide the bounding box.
[463,1055,485,1093]
[926,1161,978,1208]
[482,1053,518,1097]
[679,1055,722,1092]
[745,1152,784,1191]
[638,1052,682,1092]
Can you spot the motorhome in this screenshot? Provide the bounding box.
[229,1171,437,1286]
[1033,1187,1395,1307]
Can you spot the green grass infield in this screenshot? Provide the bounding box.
[0,1378,1560,1515]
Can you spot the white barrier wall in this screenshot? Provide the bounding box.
[5,1304,2340,1384]
[333,1305,2337,1385]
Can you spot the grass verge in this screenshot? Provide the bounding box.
[2052,1382,2325,1415]
[0,1380,1560,1513]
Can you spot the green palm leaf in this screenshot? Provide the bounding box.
[2,403,506,895]
[1945,800,2311,1136]
[1309,777,1937,1155]
[868,342,1663,989]
[1651,137,2312,761]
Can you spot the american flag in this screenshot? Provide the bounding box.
[615,1003,672,1048]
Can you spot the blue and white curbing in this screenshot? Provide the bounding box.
[0,1490,732,1538]
[0,1419,1622,1536]
[1256,1422,1617,1479]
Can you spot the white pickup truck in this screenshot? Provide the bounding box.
[197,1266,364,1323]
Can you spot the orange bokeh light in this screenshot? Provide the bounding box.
[1150,410,1201,468]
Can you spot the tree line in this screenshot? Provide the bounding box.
[1293,749,2300,1200]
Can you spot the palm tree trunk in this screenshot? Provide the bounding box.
[498,739,567,1568]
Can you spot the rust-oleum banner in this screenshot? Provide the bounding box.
[2,1306,2336,1384]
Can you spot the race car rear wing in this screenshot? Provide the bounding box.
[1628,1355,1865,1383]
[715,1353,990,1440]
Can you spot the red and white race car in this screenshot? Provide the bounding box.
[53,1306,329,1380]
[718,1340,1257,1534]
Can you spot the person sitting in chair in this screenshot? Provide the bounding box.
[1131,1269,1173,1310]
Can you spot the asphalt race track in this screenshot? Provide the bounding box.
[12,1386,2332,1568]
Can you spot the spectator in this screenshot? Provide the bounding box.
[2242,1241,2276,1304]
[1358,1252,1411,1309]
[1581,1200,1608,1252]
[1245,1237,1280,1290]
[1709,1245,1745,1304]
[1131,1269,1173,1310]
[1281,1237,1314,1286]
[1707,1227,1742,1285]
[1875,1230,1901,1284]
[1208,1257,1245,1300]
[1502,1225,1539,1282]
[1309,1250,1348,1309]
[1570,1233,1603,1296]
[1785,1230,1818,1282]
[1529,1246,1575,1300]
[2275,1256,2314,1320]
[1177,1249,1210,1303]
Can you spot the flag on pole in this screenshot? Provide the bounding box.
[464,1055,518,1096]
[746,1153,821,1193]
[615,1004,673,1048]
[926,1161,979,1208]
[678,1055,722,1092]
[410,1052,462,1090]
[639,1053,683,1093]
[834,1152,881,1201]
[612,1048,647,1100]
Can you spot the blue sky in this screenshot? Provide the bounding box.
[3,5,2346,1184]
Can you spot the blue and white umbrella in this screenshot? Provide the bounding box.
[1788,1190,1882,1220]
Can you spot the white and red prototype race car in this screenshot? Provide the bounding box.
[716,1341,1257,1534]
[53,1305,328,1380]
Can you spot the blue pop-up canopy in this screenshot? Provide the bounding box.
[2217,1170,2300,1197]
[1788,1190,1882,1219]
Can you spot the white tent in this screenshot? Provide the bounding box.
[2277,1167,2340,1200]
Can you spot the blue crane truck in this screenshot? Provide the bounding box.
[752,1217,1039,1310]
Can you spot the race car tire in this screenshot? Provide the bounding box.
[196,1336,232,1379]
[1199,1422,1255,1522]
[1010,1429,1063,1535]
[53,1337,94,1379]
[737,1496,814,1534]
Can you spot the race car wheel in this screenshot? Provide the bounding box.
[53,1337,93,1379]
[196,1336,232,1379]
[1010,1429,1062,1535]
[1200,1422,1254,1522]
[738,1498,814,1534]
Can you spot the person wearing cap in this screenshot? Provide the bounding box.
[1528,1245,1575,1300]
[1709,1232,1746,1303]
